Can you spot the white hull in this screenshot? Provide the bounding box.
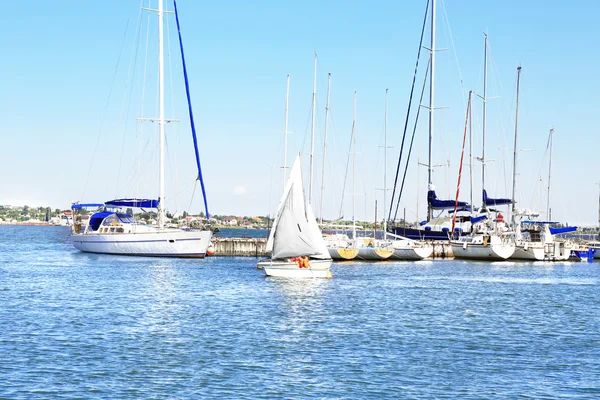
[390,247,432,261]
[71,229,212,258]
[257,259,332,278]
[451,241,515,261]
[511,242,572,261]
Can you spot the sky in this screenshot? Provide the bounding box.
[1,0,599,225]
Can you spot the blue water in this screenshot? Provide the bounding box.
[1,226,600,399]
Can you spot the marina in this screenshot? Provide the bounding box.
[2,0,600,398]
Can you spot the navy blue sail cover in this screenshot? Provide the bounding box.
[470,215,487,224]
[549,226,577,235]
[105,199,159,208]
[428,190,467,210]
[482,190,513,206]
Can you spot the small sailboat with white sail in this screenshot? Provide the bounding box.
[259,155,333,278]
[70,0,212,258]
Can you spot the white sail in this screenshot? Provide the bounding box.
[306,205,332,260]
[270,155,321,259]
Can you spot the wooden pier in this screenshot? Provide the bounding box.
[212,237,268,257]
[210,237,453,259]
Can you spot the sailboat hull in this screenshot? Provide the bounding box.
[258,259,333,278]
[511,243,572,261]
[356,247,394,261]
[451,241,515,261]
[328,247,359,260]
[390,245,433,260]
[71,229,212,258]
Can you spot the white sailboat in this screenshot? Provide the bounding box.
[70,0,212,258]
[451,56,519,261]
[510,129,576,261]
[258,155,333,278]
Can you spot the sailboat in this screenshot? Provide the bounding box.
[448,87,514,261]
[70,0,212,257]
[510,129,576,261]
[387,0,472,241]
[259,155,333,278]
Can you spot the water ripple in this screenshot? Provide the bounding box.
[1,226,599,398]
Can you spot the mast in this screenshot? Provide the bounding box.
[319,73,331,224]
[511,66,522,226]
[383,88,388,240]
[282,74,290,188]
[546,128,553,220]
[157,0,166,229]
[481,33,488,201]
[309,52,317,205]
[426,0,436,221]
[352,91,357,239]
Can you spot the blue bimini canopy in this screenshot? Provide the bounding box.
[549,226,577,235]
[105,198,159,209]
[72,203,104,210]
[428,190,468,210]
[89,211,115,231]
[482,190,513,207]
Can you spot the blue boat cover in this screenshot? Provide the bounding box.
[482,190,513,206]
[470,215,487,224]
[72,203,104,210]
[522,220,558,225]
[428,190,467,210]
[89,211,115,231]
[105,199,159,208]
[549,226,577,235]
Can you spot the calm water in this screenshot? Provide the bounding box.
[1,226,599,399]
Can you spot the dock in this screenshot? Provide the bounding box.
[211,237,453,259]
[212,237,268,257]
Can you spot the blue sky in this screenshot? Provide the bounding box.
[1,0,599,225]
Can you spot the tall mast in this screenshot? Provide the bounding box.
[383,89,389,240]
[482,33,488,201]
[426,0,437,221]
[546,128,553,220]
[352,91,357,239]
[319,73,331,224]
[157,0,166,229]
[309,52,317,205]
[282,74,290,188]
[511,66,522,226]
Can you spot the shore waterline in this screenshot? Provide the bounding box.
[1,226,599,398]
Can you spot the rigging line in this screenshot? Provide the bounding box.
[165,8,180,213]
[116,5,145,196]
[388,0,429,223]
[451,91,471,235]
[81,15,133,201]
[393,59,431,222]
[337,120,355,219]
[173,0,210,219]
[531,131,551,208]
[440,0,467,107]
[137,6,152,198]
